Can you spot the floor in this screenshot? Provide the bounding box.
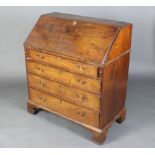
[0,75,155,147]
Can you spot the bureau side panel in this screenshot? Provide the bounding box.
[99,52,130,128]
[106,24,132,62]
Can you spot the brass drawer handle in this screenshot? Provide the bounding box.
[57,57,62,61]
[59,99,63,103]
[36,67,44,73]
[36,54,45,60]
[76,64,87,71]
[76,79,86,85]
[76,94,87,102]
[77,111,86,117]
[38,81,46,87]
[39,96,47,103]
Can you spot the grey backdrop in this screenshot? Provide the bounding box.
[0,7,155,147]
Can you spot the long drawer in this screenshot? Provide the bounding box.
[28,74,100,111]
[29,88,99,127]
[27,49,99,78]
[26,60,101,94]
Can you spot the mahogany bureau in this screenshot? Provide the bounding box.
[24,12,132,144]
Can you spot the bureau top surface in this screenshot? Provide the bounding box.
[24,12,131,64]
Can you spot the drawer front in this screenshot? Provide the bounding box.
[29,88,99,127]
[26,61,101,94]
[27,49,99,78]
[28,74,100,111]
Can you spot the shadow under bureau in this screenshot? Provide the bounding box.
[24,12,132,144]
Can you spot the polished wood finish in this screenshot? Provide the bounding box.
[29,88,99,127]
[100,51,130,128]
[27,60,101,94]
[24,14,118,64]
[24,12,132,144]
[28,74,100,111]
[106,25,132,62]
[28,49,99,78]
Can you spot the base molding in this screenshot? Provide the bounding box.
[27,100,126,144]
[27,101,40,114]
[90,108,126,144]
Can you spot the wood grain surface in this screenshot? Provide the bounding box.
[24,12,132,144]
[27,49,99,78]
[26,60,101,94]
[29,88,99,127]
[28,74,100,111]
